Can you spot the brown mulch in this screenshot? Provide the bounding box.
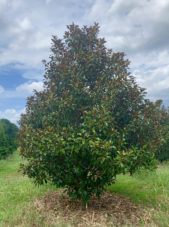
[34,189,155,227]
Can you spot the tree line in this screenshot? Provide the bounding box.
[0,119,18,159]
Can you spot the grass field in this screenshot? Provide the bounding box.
[0,152,56,227]
[108,164,169,226]
[0,152,169,226]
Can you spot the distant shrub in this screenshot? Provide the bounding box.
[0,119,18,159]
[154,102,169,162]
[156,134,169,162]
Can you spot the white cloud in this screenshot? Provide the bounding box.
[0,108,25,124]
[10,17,32,34]
[0,81,44,99]
[46,0,52,4]
[16,81,44,94]
[22,71,43,80]
[86,0,169,54]
[133,63,169,103]
[0,0,80,68]
[0,0,7,9]
[0,85,4,93]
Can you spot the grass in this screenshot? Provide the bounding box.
[0,152,169,226]
[0,152,56,227]
[108,164,169,226]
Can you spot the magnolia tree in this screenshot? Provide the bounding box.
[19,24,160,203]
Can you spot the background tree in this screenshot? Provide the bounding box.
[19,23,160,204]
[153,100,169,162]
[0,119,18,159]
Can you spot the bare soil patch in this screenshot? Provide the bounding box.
[34,189,154,226]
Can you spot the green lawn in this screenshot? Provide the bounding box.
[0,152,169,226]
[0,152,56,227]
[108,164,169,226]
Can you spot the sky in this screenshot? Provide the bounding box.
[0,0,169,124]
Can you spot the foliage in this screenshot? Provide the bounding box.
[154,101,169,162]
[0,119,18,159]
[19,23,160,203]
[158,131,169,162]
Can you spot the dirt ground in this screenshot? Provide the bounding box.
[34,189,155,227]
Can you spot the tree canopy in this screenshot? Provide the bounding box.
[19,23,166,203]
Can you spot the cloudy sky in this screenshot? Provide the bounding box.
[0,0,169,124]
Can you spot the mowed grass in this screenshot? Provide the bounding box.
[108,163,169,226]
[0,152,169,226]
[0,152,56,227]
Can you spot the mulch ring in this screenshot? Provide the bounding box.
[34,189,154,227]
